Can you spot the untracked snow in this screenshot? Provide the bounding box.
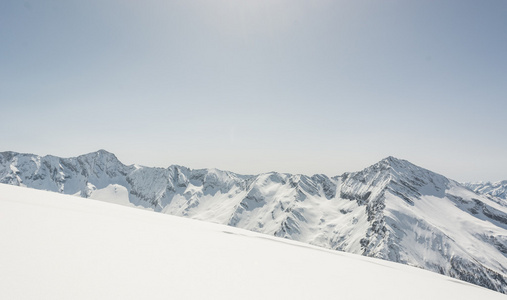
[0,184,505,300]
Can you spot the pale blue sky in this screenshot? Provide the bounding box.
[1,0,506,182]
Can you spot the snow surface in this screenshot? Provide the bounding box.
[0,183,505,300]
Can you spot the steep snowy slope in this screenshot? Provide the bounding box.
[1,150,507,293]
[343,157,507,292]
[1,184,505,300]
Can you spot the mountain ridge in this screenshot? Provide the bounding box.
[465,180,507,202]
[1,149,507,294]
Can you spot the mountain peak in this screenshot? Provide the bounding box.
[341,156,452,205]
[91,149,116,157]
[96,149,113,155]
[78,149,119,161]
[373,156,434,178]
[349,156,418,182]
[383,155,401,162]
[379,156,413,168]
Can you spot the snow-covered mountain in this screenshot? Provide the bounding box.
[465,181,507,202]
[3,184,505,300]
[2,150,507,294]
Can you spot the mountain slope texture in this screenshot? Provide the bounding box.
[465,181,507,202]
[1,150,507,294]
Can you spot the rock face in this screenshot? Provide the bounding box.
[2,150,507,294]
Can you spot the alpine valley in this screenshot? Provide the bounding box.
[2,150,507,294]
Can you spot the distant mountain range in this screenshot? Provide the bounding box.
[1,150,507,294]
[464,181,507,202]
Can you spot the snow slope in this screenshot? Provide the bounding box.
[0,183,505,300]
[2,150,507,293]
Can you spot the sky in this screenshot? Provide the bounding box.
[1,0,506,182]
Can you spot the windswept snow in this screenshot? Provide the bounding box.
[0,183,505,300]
